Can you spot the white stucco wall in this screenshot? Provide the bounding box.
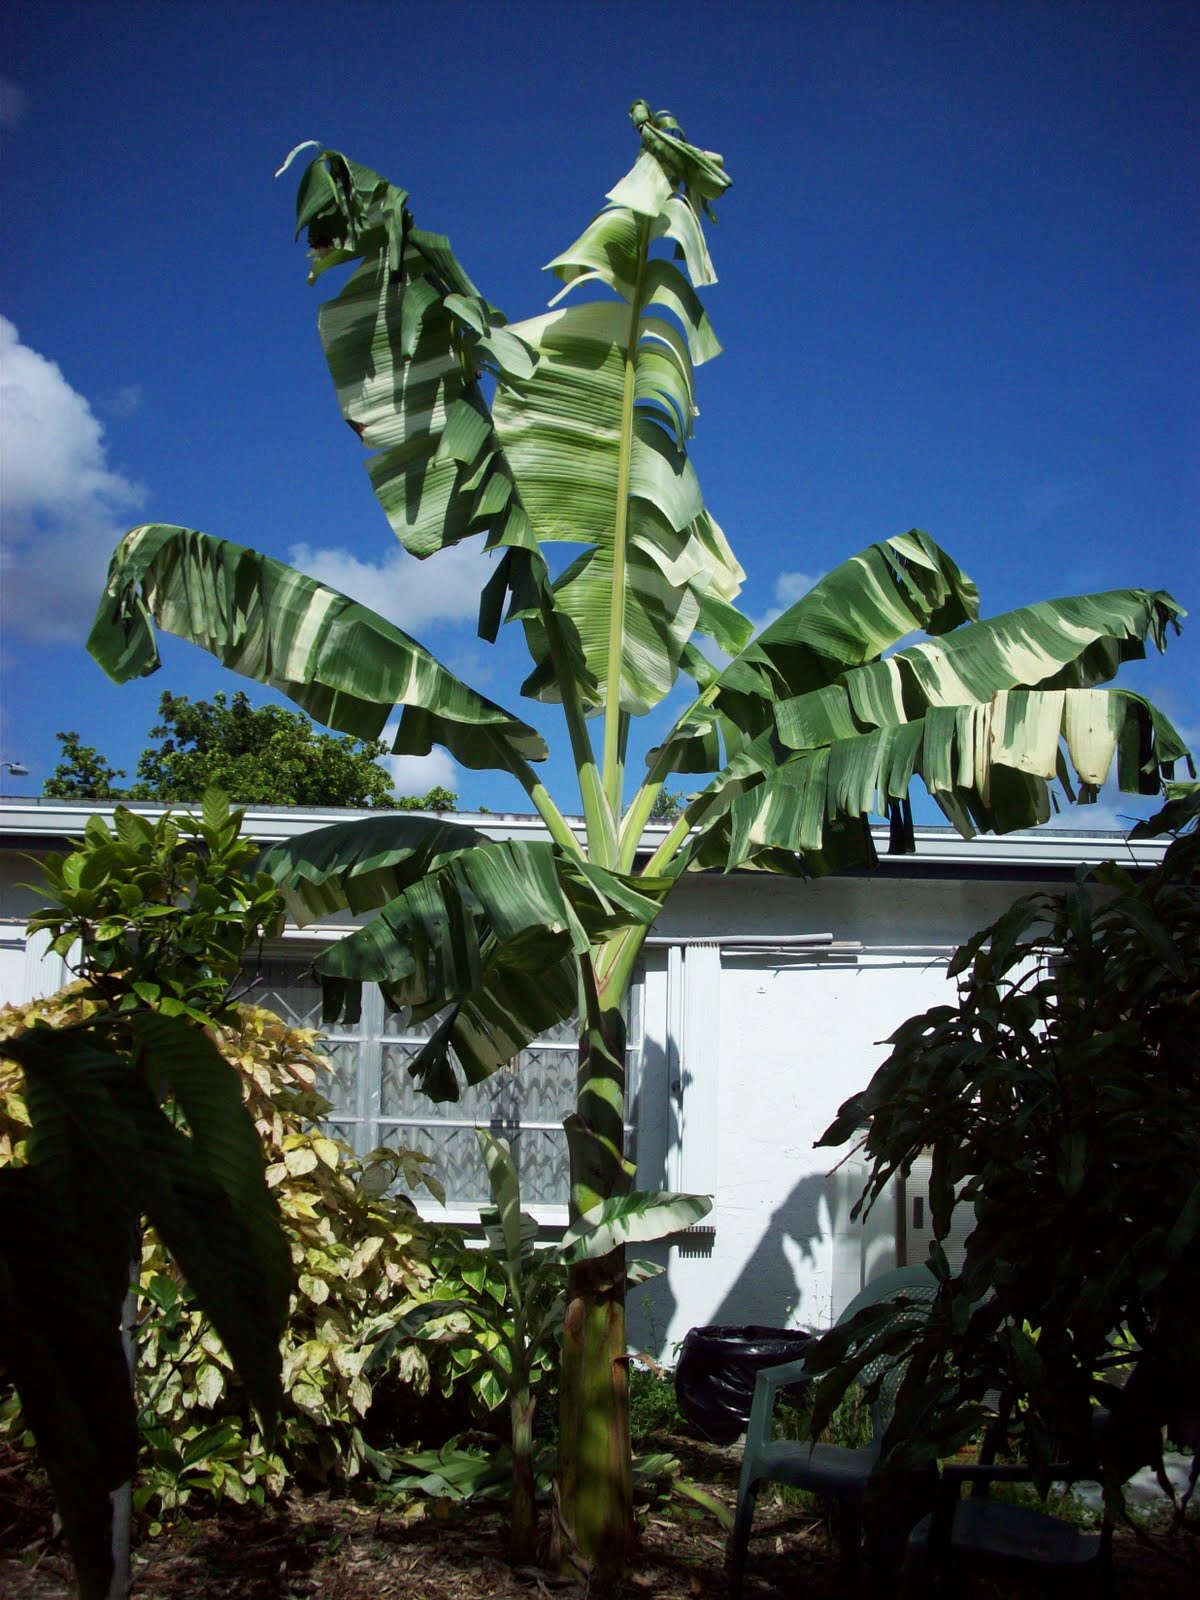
[621,867,1070,1355]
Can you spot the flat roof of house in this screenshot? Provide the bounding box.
[0,796,1169,878]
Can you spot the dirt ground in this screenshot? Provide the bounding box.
[1,1435,1196,1599]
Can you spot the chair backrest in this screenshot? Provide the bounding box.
[835,1263,940,1437]
[837,1263,939,1326]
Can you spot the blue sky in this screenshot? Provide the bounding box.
[2,0,1196,828]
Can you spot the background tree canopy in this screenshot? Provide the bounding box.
[43,692,457,811]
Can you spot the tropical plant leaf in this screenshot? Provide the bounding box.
[87,524,546,774]
[0,1163,136,1600]
[126,1011,293,1336]
[261,813,495,921]
[681,578,1188,869]
[5,1020,286,1427]
[265,820,669,1096]
[292,147,570,675]
[494,284,744,717]
[558,1189,712,1262]
[476,1132,524,1267]
[655,530,982,775]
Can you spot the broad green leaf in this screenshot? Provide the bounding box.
[494,300,744,716]
[558,1190,712,1263]
[6,1021,286,1428]
[87,524,546,775]
[682,574,1186,868]
[657,531,981,776]
[127,1011,292,1342]
[265,820,667,1095]
[476,1132,524,1266]
[0,1164,136,1600]
[261,813,495,922]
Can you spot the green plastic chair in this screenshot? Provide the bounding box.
[727,1263,939,1596]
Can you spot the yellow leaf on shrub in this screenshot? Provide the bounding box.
[265,1161,288,1188]
[284,1146,319,1177]
[349,1235,384,1277]
[298,1273,330,1305]
[312,1136,340,1168]
[290,1381,326,1419]
[196,1364,225,1408]
[349,1376,372,1417]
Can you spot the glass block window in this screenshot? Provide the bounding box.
[249,949,643,1211]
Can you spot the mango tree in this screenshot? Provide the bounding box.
[86,102,1189,1574]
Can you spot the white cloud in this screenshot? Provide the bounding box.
[749,569,823,635]
[104,383,143,420]
[773,570,822,607]
[380,741,459,801]
[0,317,146,642]
[0,79,27,130]
[288,539,495,633]
[1041,774,1171,834]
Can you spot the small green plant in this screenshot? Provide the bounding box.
[374,1130,711,1561]
[26,791,286,1023]
[628,1362,681,1442]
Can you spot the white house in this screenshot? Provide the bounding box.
[0,797,1166,1359]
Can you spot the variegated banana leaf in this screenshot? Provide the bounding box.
[557,1189,713,1264]
[683,584,1189,873]
[262,819,670,1099]
[652,529,982,776]
[492,144,750,718]
[299,114,751,745]
[88,523,546,774]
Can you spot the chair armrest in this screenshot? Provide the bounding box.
[754,1355,813,1400]
[939,1458,1079,1490]
[744,1354,813,1444]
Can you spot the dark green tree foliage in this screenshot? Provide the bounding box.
[647,789,684,823]
[43,732,129,800]
[0,794,291,1600]
[806,788,1200,1518]
[44,691,457,811]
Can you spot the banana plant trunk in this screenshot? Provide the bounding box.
[556,1252,634,1575]
[509,1387,537,1564]
[555,988,635,1576]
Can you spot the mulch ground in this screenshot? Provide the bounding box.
[1,1435,1195,1598]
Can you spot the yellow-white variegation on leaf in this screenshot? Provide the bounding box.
[88,523,546,777]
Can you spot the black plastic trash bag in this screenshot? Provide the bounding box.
[674,1324,812,1446]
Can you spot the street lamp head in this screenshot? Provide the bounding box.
[1,762,30,777]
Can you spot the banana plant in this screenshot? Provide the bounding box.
[86,101,1190,1574]
[374,1130,707,1561]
